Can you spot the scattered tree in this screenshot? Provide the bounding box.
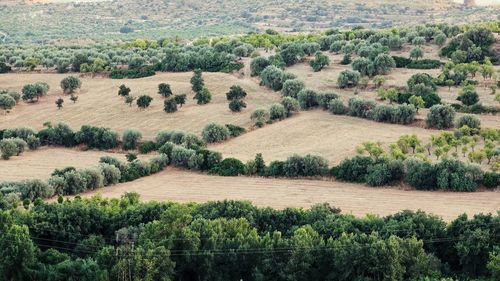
[136,95,153,109]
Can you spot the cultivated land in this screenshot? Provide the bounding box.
[0,147,144,181]
[0,72,279,138]
[210,110,435,165]
[79,169,500,221]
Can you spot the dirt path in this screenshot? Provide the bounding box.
[80,169,500,221]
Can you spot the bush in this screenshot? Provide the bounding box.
[171,146,196,168]
[76,125,119,150]
[226,85,247,101]
[260,65,296,91]
[297,89,319,110]
[3,127,36,141]
[137,95,153,109]
[282,79,305,98]
[122,129,142,150]
[337,70,361,88]
[37,123,75,147]
[194,87,212,105]
[366,163,392,187]
[317,92,339,110]
[455,114,481,129]
[280,97,300,117]
[158,83,173,98]
[0,138,26,160]
[269,103,287,120]
[99,156,127,172]
[250,56,270,77]
[369,104,416,125]
[348,97,376,118]
[225,124,246,137]
[138,141,157,154]
[26,135,41,150]
[229,99,247,112]
[158,142,175,159]
[182,133,205,150]
[0,94,16,112]
[426,105,456,129]
[209,158,246,176]
[483,172,499,189]
[99,163,121,186]
[332,156,374,182]
[124,160,151,181]
[407,59,442,69]
[19,179,54,200]
[392,56,412,68]
[196,149,222,171]
[251,109,270,127]
[328,99,347,115]
[62,170,88,195]
[283,154,329,177]
[149,154,169,173]
[202,123,231,143]
[457,88,479,106]
[80,168,104,190]
[164,99,178,113]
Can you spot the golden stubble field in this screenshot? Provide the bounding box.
[79,168,500,221]
[0,147,149,181]
[0,72,280,139]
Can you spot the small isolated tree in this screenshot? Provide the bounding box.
[282,79,305,98]
[457,86,479,106]
[136,95,153,109]
[60,76,82,94]
[202,123,230,143]
[69,95,78,103]
[229,99,247,112]
[337,70,360,88]
[373,53,395,74]
[0,94,16,113]
[194,87,212,105]
[158,83,173,98]
[174,94,186,107]
[226,85,247,101]
[251,108,270,127]
[122,129,142,150]
[22,83,48,102]
[55,98,64,109]
[456,114,481,129]
[191,69,204,93]
[118,84,131,97]
[280,96,299,117]
[410,47,424,60]
[125,96,135,107]
[409,95,425,113]
[164,98,177,113]
[426,104,455,129]
[309,51,330,72]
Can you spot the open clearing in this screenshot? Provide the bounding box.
[0,147,144,181]
[210,110,435,164]
[0,72,279,139]
[80,169,500,221]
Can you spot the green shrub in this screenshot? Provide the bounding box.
[19,179,54,200]
[122,129,142,150]
[209,158,246,176]
[171,146,196,168]
[366,163,392,187]
[297,89,319,110]
[269,103,287,120]
[283,154,329,177]
[426,105,455,129]
[158,142,175,159]
[80,168,104,190]
[348,97,376,118]
[317,92,339,110]
[202,123,231,143]
[483,172,499,189]
[99,163,121,186]
[138,141,157,154]
[282,79,305,98]
[26,135,41,150]
[455,114,481,129]
[332,156,374,182]
[328,99,347,115]
[225,124,246,137]
[280,97,300,117]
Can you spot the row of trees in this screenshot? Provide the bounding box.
[0,193,498,280]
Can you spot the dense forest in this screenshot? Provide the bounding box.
[0,194,499,281]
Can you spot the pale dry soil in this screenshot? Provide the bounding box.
[0,72,279,139]
[0,147,148,181]
[80,169,500,222]
[210,110,435,165]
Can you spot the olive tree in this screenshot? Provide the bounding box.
[269,103,287,120]
[118,84,131,97]
[282,79,305,98]
[60,76,82,94]
[136,95,153,109]
[122,129,142,150]
[456,114,481,129]
[309,51,330,72]
[280,97,300,117]
[158,83,173,98]
[426,104,455,129]
[0,94,16,113]
[194,87,212,105]
[202,123,230,143]
[337,70,361,88]
[164,98,178,113]
[251,108,270,127]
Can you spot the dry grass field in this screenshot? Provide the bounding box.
[0,72,279,139]
[210,110,435,165]
[78,169,500,221]
[0,147,148,181]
